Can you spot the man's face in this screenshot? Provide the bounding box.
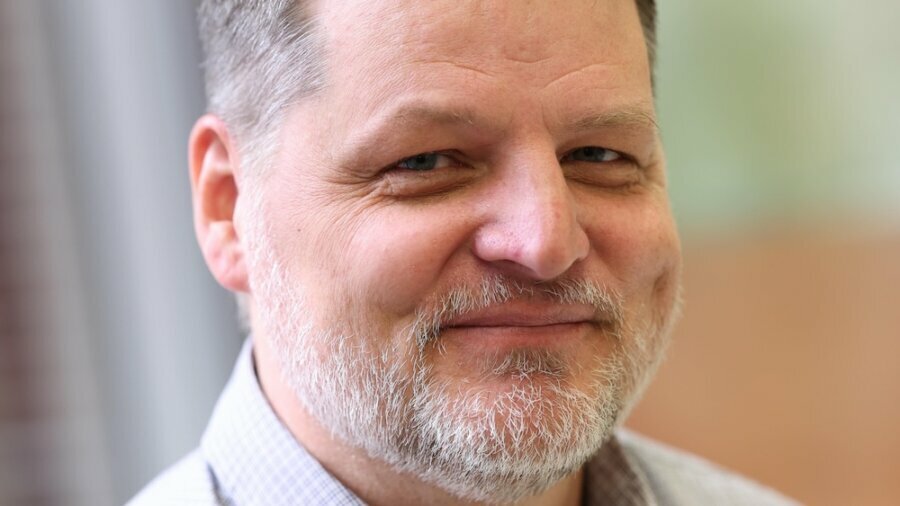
[241,0,681,502]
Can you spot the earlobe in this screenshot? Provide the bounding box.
[203,220,250,293]
[189,114,250,293]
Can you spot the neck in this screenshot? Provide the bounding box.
[253,334,584,506]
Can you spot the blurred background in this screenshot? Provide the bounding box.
[0,0,897,505]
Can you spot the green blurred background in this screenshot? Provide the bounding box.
[661,0,899,234]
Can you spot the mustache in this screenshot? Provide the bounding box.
[410,275,625,351]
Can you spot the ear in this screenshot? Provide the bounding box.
[189,114,250,293]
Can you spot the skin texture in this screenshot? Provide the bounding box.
[190,0,681,505]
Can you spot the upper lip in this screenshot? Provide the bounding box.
[443,301,598,328]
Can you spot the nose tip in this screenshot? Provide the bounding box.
[521,213,590,280]
[472,174,590,281]
[524,209,590,280]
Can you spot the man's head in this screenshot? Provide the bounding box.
[189,0,681,503]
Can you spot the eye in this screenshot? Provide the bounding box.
[564,146,622,163]
[395,152,455,171]
[561,146,642,189]
[382,151,479,198]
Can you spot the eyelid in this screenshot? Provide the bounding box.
[562,146,628,163]
[388,145,632,176]
[391,151,464,171]
[381,150,481,198]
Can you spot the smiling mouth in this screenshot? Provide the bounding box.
[445,314,598,334]
[438,301,605,351]
[444,300,598,326]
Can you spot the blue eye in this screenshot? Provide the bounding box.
[397,152,442,171]
[567,147,621,163]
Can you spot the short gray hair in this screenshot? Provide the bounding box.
[196,0,658,172]
[197,0,325,172]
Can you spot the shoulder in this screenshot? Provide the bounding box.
[127,450,223,506]
[616,430,800,506]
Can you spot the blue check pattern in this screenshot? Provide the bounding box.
[200,339,364,505]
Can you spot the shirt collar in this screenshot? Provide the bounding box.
[584,433,659,506]
[201,338,656,505]
[201,338,363,505]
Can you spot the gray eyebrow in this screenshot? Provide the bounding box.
[386,102,658,132]
[391,104,482,127]
[340,100,658,162]
[569,105,659,134]
[338,101,501,162]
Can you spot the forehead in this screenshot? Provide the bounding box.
[310,0,652,131]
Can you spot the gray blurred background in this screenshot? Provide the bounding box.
[0,1,897,505]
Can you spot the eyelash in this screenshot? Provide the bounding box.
[392,147,628,172]
[394,152,459,172]
[561,146,624,164]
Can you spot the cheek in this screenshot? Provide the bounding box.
[336,207,474,319]
[585,195,681,300]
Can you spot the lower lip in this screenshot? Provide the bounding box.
[441,322,594,351]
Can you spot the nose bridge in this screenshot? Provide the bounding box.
[474,147,590,280]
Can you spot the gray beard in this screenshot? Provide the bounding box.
[248,229,676,504]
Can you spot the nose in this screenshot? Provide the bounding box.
[472,152,590,281]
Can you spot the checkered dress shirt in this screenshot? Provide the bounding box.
[130,339,798,505]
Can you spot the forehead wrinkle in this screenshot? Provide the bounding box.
[415,59,498,80]
[538,59,637,91]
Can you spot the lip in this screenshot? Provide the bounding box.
[443,301,598,329]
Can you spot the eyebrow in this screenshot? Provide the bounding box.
[381,102,658,132]
[380,103,496,133]
[339,102,499,162]
[569,105,659,134]
[342,100,659,159]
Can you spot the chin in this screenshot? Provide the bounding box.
[394,351,624,504]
